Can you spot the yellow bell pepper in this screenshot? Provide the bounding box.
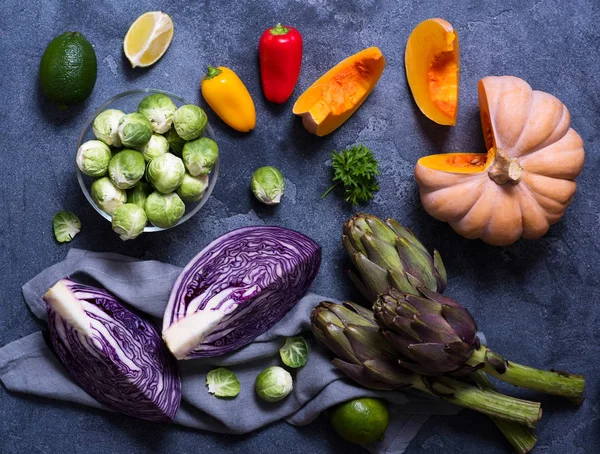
[201,66,256,132]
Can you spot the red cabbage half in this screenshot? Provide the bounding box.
[162,226,321,359]
[43,279,181,422]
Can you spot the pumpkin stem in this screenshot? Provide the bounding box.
[488,148,523,185]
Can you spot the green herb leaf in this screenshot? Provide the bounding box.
[206,367,240,397]
[279,336,309,368]
[323,144,379,205]
[53,211,81,243]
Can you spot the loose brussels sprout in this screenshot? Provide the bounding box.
[137,93,177,133]
[76,140,112,177]
[173,105,207,140]
[251,166,285,205]
[92,109,125,147]
[108,149,146,189]
[140,134,169,162]
[144,192,185,228]
[254,366,293,402]
[91,177,127,215]
[182,137,219,176]
[146,153,186,194]
[127,181,153,208]
[117,113,152,148]
[165,128,186,156]
[53,211,81,243]
[111,203,147,241]
[177,173,209,202]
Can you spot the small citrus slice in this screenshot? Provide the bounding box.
[124,11,174,68]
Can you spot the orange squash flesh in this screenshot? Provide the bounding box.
[419,152,490,174]
[293,47,386,136]
[405,18,459,125]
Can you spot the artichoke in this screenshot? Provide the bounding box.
[374,289,586,403]
[311,300,414,390]
[375,287,479,376]
[311,301,542,427]
[343,214,446,303]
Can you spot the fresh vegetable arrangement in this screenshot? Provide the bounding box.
[78,93,218,239]
[311,213,586,452]
[28,7,589,454]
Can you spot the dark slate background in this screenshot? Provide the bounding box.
[1,0,598,452]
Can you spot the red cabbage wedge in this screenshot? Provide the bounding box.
[163,226,321,359]
[43,279,181,422]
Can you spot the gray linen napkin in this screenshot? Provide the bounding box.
[0,249,459,453]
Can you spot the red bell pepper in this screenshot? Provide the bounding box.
[258,23,303,104]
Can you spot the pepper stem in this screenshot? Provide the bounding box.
[270,23,290,35]
[468,345,586,404]
[204,65,222,80]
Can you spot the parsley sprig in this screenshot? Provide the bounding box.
[322,144,380,205]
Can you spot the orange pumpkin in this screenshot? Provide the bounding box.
[405,18,459,125]
[293,47,385,136]
[415,76,585,246]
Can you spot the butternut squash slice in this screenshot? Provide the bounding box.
[415,76,585,246]
[293,47,386,136]
[405,18,459,125]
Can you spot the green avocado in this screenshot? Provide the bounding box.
[39,32,97,107]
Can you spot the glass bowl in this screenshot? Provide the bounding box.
[76,89,219,232]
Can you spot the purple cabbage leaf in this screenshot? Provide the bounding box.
[162,226,321,359]
[43,279,181,422]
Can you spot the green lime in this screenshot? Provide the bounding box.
[329,397,389,445]
[39,32,97,107]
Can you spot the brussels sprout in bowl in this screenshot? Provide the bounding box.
[77,89,219,233]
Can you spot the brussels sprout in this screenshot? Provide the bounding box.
[182,137,219,176]
[146,153,186,194]
[91,177,127,215]
[144,191,185,228]
[173,104,207,140]
[111,203,147,241]
[117,113,152,148]
[165,128,186,156]
[93,109,125,147]
[137,93,177,134]
[140,134,169,162]
[53,211,81,243]
[108,149,146,189]
[177,173,209,202]
[251,166,285,205]
[127,181,153,208]
[76,140,112,177]
[254,366,293,402]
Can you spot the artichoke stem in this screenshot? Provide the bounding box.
[412,376,542,428]
[469,346,585,404]
[471,371,537,454]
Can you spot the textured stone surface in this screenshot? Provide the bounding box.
[1,0,599,452]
